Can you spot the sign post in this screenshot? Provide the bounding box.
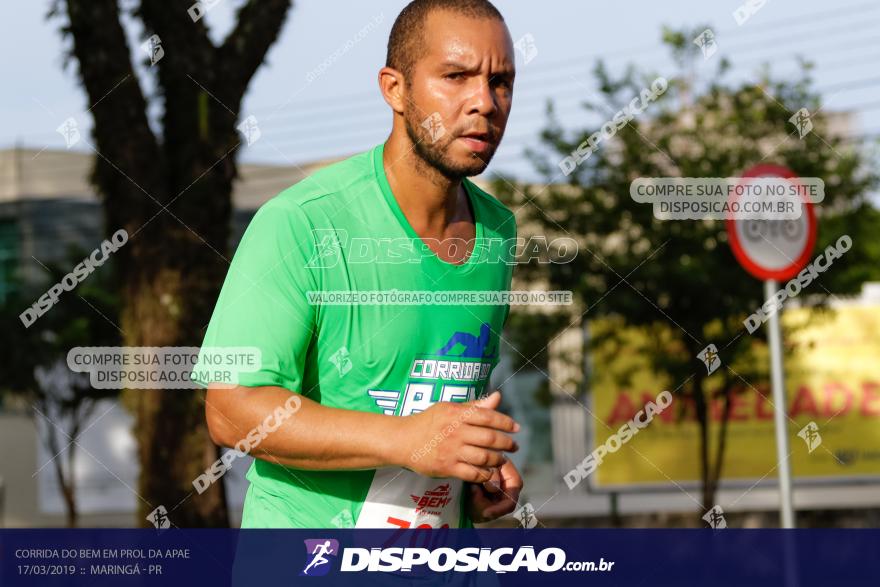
[726,164,817,529]
[764,277,795,529]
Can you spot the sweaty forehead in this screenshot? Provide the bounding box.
[418,10,514,70]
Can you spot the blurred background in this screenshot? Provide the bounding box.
[0,0,878,528]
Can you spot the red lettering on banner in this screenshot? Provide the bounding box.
[861,381,880,417]
[709,392,748,422]
[607,393,637,425]
[755,386,774,420]
[678,395,696,421]
[790,386,820,418]
[604,381,879,425]
[641,393,674,422]
[728,392,749,421]
[823,383,853,418]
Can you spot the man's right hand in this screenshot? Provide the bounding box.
[397,390,520,483]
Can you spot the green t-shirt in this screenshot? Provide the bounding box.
[195,142,516,529]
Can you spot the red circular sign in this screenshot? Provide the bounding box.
[726,164,817,281]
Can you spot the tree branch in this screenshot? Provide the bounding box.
[218,0,293,107]
[63,0,159,165]
[138,0,215,75]
[62,0,162,230]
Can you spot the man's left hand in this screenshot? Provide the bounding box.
[465,457,523,523]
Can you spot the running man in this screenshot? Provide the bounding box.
[195,0,521,529]
[302,541,335,575]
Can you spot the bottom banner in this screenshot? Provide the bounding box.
[2,529,878,586]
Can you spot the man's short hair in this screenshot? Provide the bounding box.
[386,0,505,82]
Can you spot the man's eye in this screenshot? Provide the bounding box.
[446,73,465,81]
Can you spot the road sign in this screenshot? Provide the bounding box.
[726,163,821,529]
[726,164,817,281]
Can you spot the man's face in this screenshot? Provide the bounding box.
[403,10,515,180]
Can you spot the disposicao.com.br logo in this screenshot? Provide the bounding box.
[300,540,614,574]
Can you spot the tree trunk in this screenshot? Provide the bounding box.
[690,370,712,513]
[60,0,292,527]
[121,99,237,527]
[62,444,78,528]
[709,386,734,513]
[42,408,78,528]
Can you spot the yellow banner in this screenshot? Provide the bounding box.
[589,305,880,488]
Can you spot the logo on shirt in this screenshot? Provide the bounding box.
[329,346,353,377]
[367,323,496,417]
[411,483,453,516]
[437,323,496,358]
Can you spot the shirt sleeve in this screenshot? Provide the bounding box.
[192,198,318,393]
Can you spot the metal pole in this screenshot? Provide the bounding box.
[765,279,796,528]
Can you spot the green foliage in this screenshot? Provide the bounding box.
[495,32,879,372]
[492,28,880,505]
[0,248,121,407]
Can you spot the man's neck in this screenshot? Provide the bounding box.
[382,135,473,241]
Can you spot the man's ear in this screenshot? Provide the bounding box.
[378,66,406,115]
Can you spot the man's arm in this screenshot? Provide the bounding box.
[206,386,520,483]
[207,384,407,471]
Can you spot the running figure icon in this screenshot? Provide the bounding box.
[302,540,336,575]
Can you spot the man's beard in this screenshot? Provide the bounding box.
[404,108,498,181]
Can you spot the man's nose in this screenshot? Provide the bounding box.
[464,78,497,117]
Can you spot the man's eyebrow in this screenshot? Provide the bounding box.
[440,60,479,71]
[440,61,516,77]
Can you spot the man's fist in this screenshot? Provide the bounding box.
[397,390,520,483]
[467,458,523,523]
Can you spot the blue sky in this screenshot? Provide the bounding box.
[2,0,879,177]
